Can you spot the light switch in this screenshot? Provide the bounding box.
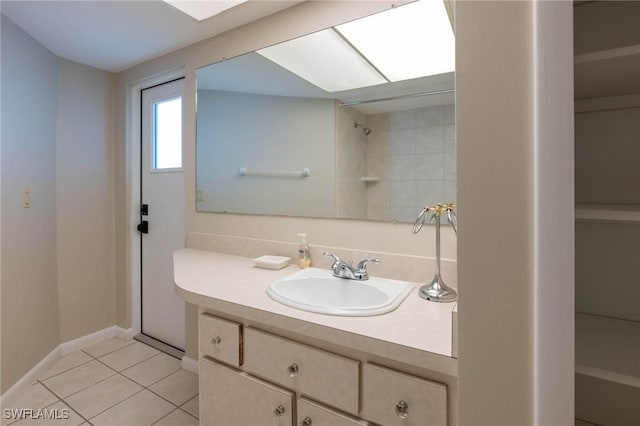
[21,188,31,208]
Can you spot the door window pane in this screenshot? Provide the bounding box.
[154,97,182,169]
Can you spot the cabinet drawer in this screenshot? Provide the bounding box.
[199,313,242,367]
[362,363,447,426]
[244,327,359,415]
[298,397,370,426]
[200,358,293,426]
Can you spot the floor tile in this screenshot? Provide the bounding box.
[148,370,198,406]
[121,353,180,387]
[1,383,58,411]
[39,352,93,381]
[82,338,135,358]
[153,409,198,426]
[43,360,115,398]
[10,401,84,426]
[180,396,198,419]
[90,390,174,426]
[98,342,159,372]
[1,383,58,426]
[64,374,143,419]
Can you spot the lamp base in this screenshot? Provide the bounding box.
[418,273,457,303]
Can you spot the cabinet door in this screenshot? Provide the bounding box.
[199,313,242,367]
[361,363,447,426]
[297,397,370,426]
[200,358,293,426]
[244,327,359,415]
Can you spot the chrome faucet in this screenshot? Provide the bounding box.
[323,252,380,280]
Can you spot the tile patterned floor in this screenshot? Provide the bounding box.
[2,338,198,426]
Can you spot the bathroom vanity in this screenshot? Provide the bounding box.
[174,248,458,426]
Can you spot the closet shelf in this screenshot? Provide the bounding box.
[576,312,640,385]
[575,204,640,223]
[574,44,640,100]
[574,44,640,65]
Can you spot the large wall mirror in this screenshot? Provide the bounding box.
[196,0,455,223]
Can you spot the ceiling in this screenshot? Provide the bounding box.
[0,0,302,73]
[198,51,455,114]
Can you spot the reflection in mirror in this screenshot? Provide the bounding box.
[196,0,455,223]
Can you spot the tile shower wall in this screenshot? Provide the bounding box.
[336,104,368,219]
[366,104,456,222]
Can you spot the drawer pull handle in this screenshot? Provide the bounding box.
[301,417,312,426]
[211,336,221,346]
[287,363,299,377]
[274,405,286,417]
[395,400,409,419]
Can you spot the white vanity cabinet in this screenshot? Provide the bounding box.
[198,312,450,426]
[200,358,294,426]
[243,327,360,415]
[362,363,447,426]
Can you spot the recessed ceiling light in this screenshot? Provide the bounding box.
[336,0,455,81]
[257,29,387,93]
[164,1,248,21]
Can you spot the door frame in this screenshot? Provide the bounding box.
[127,68,185,337]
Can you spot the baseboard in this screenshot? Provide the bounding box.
[181,355,199,374]
[1,325,134,407]
[0,345,61,409]
[61,326,118,355]
[115,327,136,341]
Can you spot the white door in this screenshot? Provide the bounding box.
[140,78,185,350]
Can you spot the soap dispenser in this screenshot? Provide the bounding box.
[297,233,311,269]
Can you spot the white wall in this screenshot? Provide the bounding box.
[1,15,116,393]
[457,1,574,425]
[1,15,61,393]
[56,58,116,342]
[196,90,336,217]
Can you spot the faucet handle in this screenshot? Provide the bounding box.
[323,252,340,262]
[323,252,341,268]
[357,258,381,271]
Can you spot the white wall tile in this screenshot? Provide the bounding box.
[390,206,419,223]
[416,153,445,180]
[390,155,416,180]
[390,109,416,129]
[366,205,391,222]
[416,106,444,127]
[445,180,457,203]
[415,180,446,207]
[444,125,456,153]
[366,150,389,180]
[443,104,455,125]
[390,129,416,155]
[416,126,445,153]
[364,105,455,223]
[444,153,456,180]
[366,181,390,207]
[390,181,416,206]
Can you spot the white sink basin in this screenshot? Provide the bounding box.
[267,268,414,316]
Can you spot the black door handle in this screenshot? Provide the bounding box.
[137,221,148,234]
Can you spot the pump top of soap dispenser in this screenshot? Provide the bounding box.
[297,233,311,269]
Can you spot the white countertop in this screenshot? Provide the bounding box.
[174,249,457,376]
